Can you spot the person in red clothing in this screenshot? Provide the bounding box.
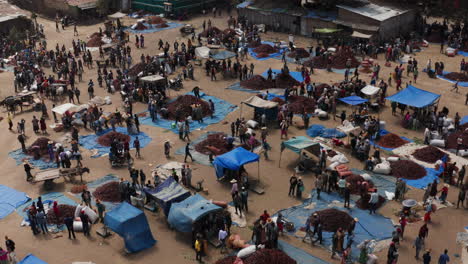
[260,210,270,223]
[399,216,408,239]
[419,223,429,243]
[439,184,449,204]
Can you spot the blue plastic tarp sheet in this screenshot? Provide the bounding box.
[458,51,468,57]
[402,166,442,189]
[168,194,222,232]
[105,202,156,253]
[0,185,29,219]
[272,53,312,65]
[369,129,412,151]
[210,50,236,60]
[278,240,329,264]
[71,174,121,211]
[260,69,304,82]
[19,254,48,264]
[386,85,441,108]
[227,82,265,93]
[124,22,183,34]
[461,115,468,125]
[139,92,237,133]
[213,148,259,179]
[248,41,286,61]
[281,136,319,154]
[79,127,152,158]
[275,191,394,260]
[9,149,57,170]
[437,71,468,87]
[175,131,217,166]
[306,124,347,138]
[339,95,368,105]
[266,93,285,101]
[237,1,252,8]
[350,169,396,196]
[144,176,191,216]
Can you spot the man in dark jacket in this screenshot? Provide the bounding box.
[80,211,92,236]
[64,216,76,239]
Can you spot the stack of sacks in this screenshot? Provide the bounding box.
[314,108,328,119]
[373,157,392,175]
[336,164,352,178]
[327,153,349,169]
[227,234,250,249]
[73,204,98,231]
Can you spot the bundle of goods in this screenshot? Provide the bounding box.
[134,22,148,30]
[46,204,77,225]
[27,137,55,158]
[195,133,230,155]
[331,48,360,69]
[303,56,327,69]
[128,62,146,77]
[240,75,274,90]
[335,164,352,177]
[87,35,104,47]
[316,208,354,232]
[346,174,374,194]
[443,72,468,82]
[253,44,278,54]
[70,184,88,194]
[390,160,426,180]
[287,96,316,114]
[92,181,121,202]
[97,132,130,147]
[200,26,222,38]
[147,16,166,24]
[287,48,310,58]
[216,248,296,264]
[356,194,386,210]
[275,73,300,88]
[412,146,446,163]
[166,95,212,120]
[377,133,408,149]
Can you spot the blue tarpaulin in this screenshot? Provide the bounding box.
[144,176,191,216]
[79,127,152,158]
[275,191,394,260]
[386,85,440,108]
[437,71,468,87]
[402,166,443,189]
[339,95,368,105]
[71,174,121,211]
[124,22,183,34]
[307,125,347,138]
[458,51,468,57]
[19,254,48,264]
[237,1,252,8]
[139,92,237,133]
[369,129,412,151]
[278,240,329,264]
[213,147,259,179]
[9,149,57,170]
[260,69,305,82]
[248,41,286,61]
[210,50,236,60]
[105,202,156,253]
[168,194,222,232]
[461,115,468,125]
[281,136,319,154]
[0,185,29,219]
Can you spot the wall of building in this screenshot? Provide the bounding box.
[301,17,336,37]
[378,9,416,40]
[337,8,380,27]
[238,8,300,34]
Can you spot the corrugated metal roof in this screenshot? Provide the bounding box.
[0,14,24,23]
[67,0,97,9]
[337,3,409,22]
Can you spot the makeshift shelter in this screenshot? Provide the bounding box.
[241,96,279,121]
[213,147,260,180]
[339,95,368,105]
[279,136,321,167]
[52,103,80,115]
[386,85,440,108]
[361,85,380,96]
[104,202,156,253]
[210,50,236,60]
[195,47,210,59]
[167,194,222,233]
[108,12,126,19]
[143,176,191,216]
[18,254,48,264]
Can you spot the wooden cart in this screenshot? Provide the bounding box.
[33,166,89,190]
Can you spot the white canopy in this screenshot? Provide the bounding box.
[140,75,165,82]
[195,47,210,59]
[52,103,79,115]
[361,85,380,96]
[108,12,126,19]
[242,96,278,109]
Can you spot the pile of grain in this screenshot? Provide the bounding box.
[287,96,316,114]
[92,181,120,202]
[97,132,130,147]
[46,204,76,225]
[443,72,468,82]
[316,208,354,232]
[412,146,447,163]
[166,95,212,120]
[390,160,426,180]
[377,133,408,149]
[287,48,310,58]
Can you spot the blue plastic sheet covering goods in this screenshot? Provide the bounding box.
[0,185,29,219]
[458,51,468,57]
[124,22,183,34]
[275,191,393,260]
[260,69,305,82]
[437,71,468,87]
[144,176,191,216]
[175,131,219,166]
[139,92,237,133]
[339,95,368,105]
[277,240,329,264]
[105,202,156,253]
[213,147,259,179]
[369,129,412,151]
[9,149,57,170]
[210,50,236,60]
[72,174,121,211]
[402,166,442,189]
[385,85,441,108]
[168,194,222,232]
[248,41,286,61]
[79,126,152,158]
[18,254,48,264]
[461,115,468,125]
[16,192,77,225]
[307,124,347,138]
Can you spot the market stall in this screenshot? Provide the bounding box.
[241,96,279,125]
[385,85,440,108]
[143,176,191,216]
[279,136,321,169]
[213,147,260,180]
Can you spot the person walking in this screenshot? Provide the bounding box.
[139,170,146,189]
[24,161,33,181]
[457,185,466,209]
[414,235,423,260]
[240,187,248,212]
[133,136,141,158]
[368,190,379,214]
[423,250,432,264]
[184,143,194,162]
[296,177,304,199]
[344,185,351,208]
[315,174,323,200]
[218,228,228,254]
[96,199,106,223]
[194,236,203,262]
[289,174,297,196]
[233,192,243,217]
[36,210,48,234]
[18,134,26,153]
[164,140,171,158]
[438,249,450,264]
[64,216,76,239]
[134,114,140,133]
[387,242,398,264]
[4,236,15,258]
[80,210,92,236]
[81,189,92,208]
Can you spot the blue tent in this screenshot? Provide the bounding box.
[386,85,440,108]
[167,194,222,232]
[210,50,236,60]
[104,202,156,253]
[143,176,191,216]
[213,147,260,179]
[19,254,48,264]
[339,95,368,105]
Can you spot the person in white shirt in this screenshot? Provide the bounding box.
[218,229,228,253]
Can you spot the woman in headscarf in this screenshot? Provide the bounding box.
[53,201,61,227]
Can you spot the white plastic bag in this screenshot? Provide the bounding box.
[237,245,256,258]
[430,139,445,148]
[387,156,399,162]
[373,163,391,174]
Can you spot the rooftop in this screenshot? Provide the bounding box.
[336,3,409,21]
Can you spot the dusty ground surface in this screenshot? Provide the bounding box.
[0,4,467,264]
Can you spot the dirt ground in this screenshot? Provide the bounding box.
[0,5,467,264]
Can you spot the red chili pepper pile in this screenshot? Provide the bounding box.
[271,97,285,105]
[97,131,130,147]
[93,181,121,202]
[27,137,54,157]
[87,36,104,47]
[128,62,147,77]
[345,174,374,194]
[303,56,327,69]
[240,75,275,90]
[390,160,426,180]
[356,194,386,210]
[256,53,270,58]
[275,73,300,88]
[287,95,316,114]
[287,48,310,58]
[200,27,222,38]
[446,129,468,149]
[443,72,468,82]
[377,133,408,149]
[412,146,447,163]
[195,133,230,155]
[70,184,88,194]
[156,23,169,28]
[134,22,148,30]
[253,44,278,54]
[46,204,77,225]
[331,48,360,69]
[216,249,296,264]
[147,16,166,24]
[166,95,212,120]
[316,208,354,232]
